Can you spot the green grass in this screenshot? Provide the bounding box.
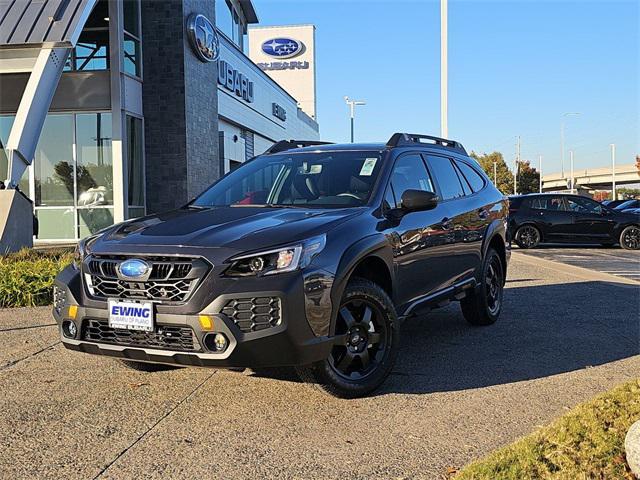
[456,380,640,480]
[0,248,74,308]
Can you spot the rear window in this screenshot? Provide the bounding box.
[528,196,565,211]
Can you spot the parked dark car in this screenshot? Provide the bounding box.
[601,199,627,208]
[508,193,640,250]
[53,133,510,398]
[613,199,640,212]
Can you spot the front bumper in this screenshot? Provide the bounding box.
[53,264,335,368]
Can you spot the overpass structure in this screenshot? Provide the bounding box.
[542,163,640,191]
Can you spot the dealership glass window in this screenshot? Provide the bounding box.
[78,207,114,237]
[76,113,113,207]
[0,116,29,192]
[216,0,234,40]
[34,115,75,207]
[126,116,144,209]
[123,0,140,37]
[36,208,76,240]
[64,0,110,71]
[123,0,141,77]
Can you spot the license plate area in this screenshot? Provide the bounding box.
[108,299,154,331]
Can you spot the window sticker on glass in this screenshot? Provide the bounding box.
[359,158,378,176]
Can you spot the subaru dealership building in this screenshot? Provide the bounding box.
[0,0,319,242]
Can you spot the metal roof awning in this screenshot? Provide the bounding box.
[0,0,97,48]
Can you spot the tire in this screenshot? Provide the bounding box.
[620,225,640,250]
[119,360,181,372]
[461,248,504,326]
[296,278,399,399]
[514,224,541,249]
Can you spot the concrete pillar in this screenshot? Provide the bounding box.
[141,0,220,214]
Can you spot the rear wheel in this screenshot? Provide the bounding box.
[461,248,504,326]
[514,225,541,248]
[620,226,640,250]
[296,278,399,398]
[119,360,181,372]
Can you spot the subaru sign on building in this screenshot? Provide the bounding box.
[249,25,317,120]
[0,0,319,243]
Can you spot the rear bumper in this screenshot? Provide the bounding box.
[53,265,335,368]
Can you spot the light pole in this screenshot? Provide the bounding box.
[569,150,575,194]
[539,154,543,193]
[493,161,497,186]
[513,136,520,195]
[560,112,580,178]
[610,143,616,200]
[344,96,366,143]
[441,0,448,138]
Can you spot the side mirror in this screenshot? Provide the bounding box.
[400,189,438,212]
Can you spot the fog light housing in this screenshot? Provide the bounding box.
[62,320,77,338]
[204,332,229,352]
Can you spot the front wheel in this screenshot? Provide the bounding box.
[296,278,399,398]
[461,248,504,326]
[620,225,640,250]
[514,225,541,248]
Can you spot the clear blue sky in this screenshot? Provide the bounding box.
[253,0,638,174]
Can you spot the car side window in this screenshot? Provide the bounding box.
[453,162,473,195]
[455,159,486,192]
[388,154,434,207]
[424,155,465,200]
[566,197,603,214]
[529,196,565,211]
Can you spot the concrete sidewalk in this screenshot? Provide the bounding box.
[1,256,638,479]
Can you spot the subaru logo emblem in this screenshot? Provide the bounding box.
[187,14,220,62]
[261,38,303,59]
[118,259,150,280]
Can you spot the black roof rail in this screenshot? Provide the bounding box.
[386,133,468,155]
[263,140,334,155]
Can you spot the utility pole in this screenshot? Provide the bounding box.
[440,0,448,138]
[493,161,497,186]
[538,155,543,193]
[569,150,575,194]
[513,136,520,195]
[344,96,366,143]
[610,143,616,200]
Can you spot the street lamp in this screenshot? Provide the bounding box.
[560,112,580,178]
[569,150,575,194]
[344,96,366,143]
[441,0,448,138]
[493,161,497,186]
[610,143,616,200]
[538,154,543,193]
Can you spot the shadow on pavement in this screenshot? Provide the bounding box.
[381,280,639,395]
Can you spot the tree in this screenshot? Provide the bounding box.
[516,160,541,195]
[470,151,514,195]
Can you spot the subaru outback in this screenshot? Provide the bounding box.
[53,133,510,398]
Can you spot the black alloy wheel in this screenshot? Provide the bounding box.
[620,226,640,250]
[461,248,504,326]
[296,278,399,398]
[515,225,541,249]
[328,299,388,381]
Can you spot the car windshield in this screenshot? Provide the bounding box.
[192,151,384,208]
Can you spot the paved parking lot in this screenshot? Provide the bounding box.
[516,245,640,282]
[1,254,639,479]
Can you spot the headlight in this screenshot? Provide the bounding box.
[72,234,100,270]
[225,235,326,277]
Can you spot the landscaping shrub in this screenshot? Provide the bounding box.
[0,248,73,307]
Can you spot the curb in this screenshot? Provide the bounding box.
[512,251,640,287]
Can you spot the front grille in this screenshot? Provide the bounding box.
[221,297,281,333]
[84,255,209,303]
[82,319,201,352]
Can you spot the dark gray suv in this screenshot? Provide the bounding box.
[53,133,510,398]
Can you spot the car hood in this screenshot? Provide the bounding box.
[92,206,363,253]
